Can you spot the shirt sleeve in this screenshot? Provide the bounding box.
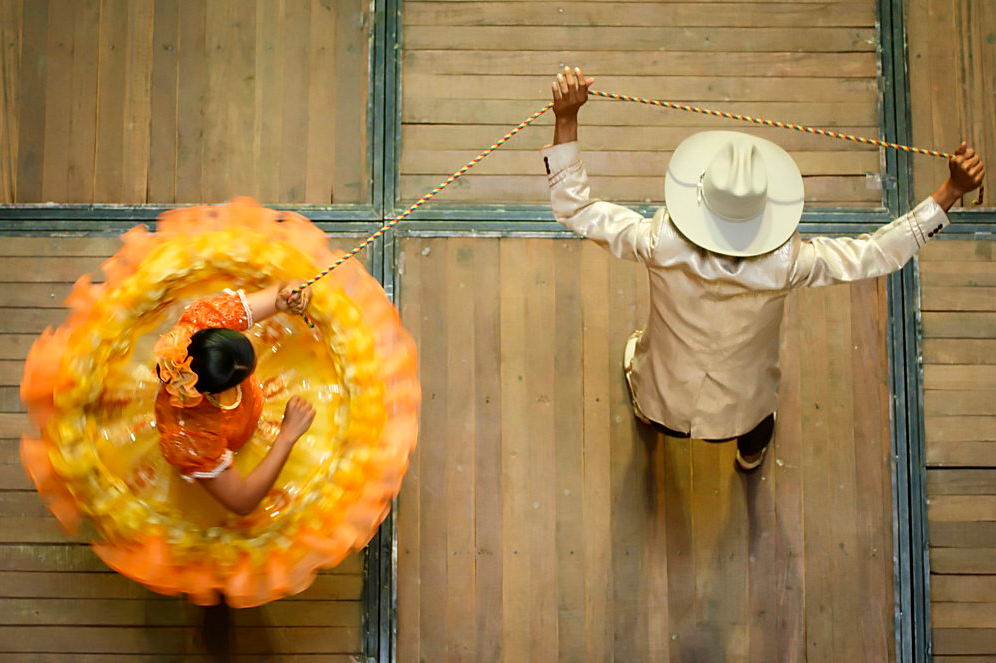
[178,290,252,331]
[159,426,233,480]
[542,141,661,264]
[788,196,949,288]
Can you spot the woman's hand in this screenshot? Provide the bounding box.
[276,280,312,316]
[276,395,316,446]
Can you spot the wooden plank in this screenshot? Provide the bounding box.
[0,625,360,654]
[401,149,879,178]
[443,238,477,658]
[252,0,284,203]
[40,0,75,202]
[278,0,310,203]
[933,629,996,656]
[928,469,996,495]
[0,518,69,543]
[13,0,47,202]
[403,123,881,153]
[405,27,877,52]
[928,442,996,468]
[523,238,558,660]
[921,287,996,312]
[65,0,99,202]
[93,0,128,202]
[579,241,612,662]
[929,522,996,548]
[174,0,206,202]
[0,542,362,574]
[331,0,367,204]
[0,283,77,308]
[924,340,996,366]
[919,261,996,288]
[0,597,359,626]
[1,309,74,334]
[932,575,996,603]
[926,416,996,443]
[499,237,531,661]
[399,174,878,205]
[120,0,154,203]
[0,385,23,411]
[0,570,362,600]
[800,287,834,663]
[932,603,996,629]
[200,0,233,202]
[416,237,447,662]
[0,412,30,437]
[847,278,892,660]
[0,257,105,283]
[403,99,878,128]
[0,337,33,361]
[403,2,874,28]
[773,290,807,663]
[0,236,120,257]
[920,241,995,264]
[225,0,256,198]
[402,73,878,104]
[930,548,996,574]
[929,496,996,522]
[3,656,362,663]
[552,239,586,662]
[0,359,27,385]
[472,238,502,663]
[0,0,22,203]
[424,48,879,79]
[395,238,422,663]
[147,0,179,203]
[924,365,996,390]
[303,0,336,204]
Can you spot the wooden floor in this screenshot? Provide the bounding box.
[0,236,370,661]
[920,240,996,660]
[396,237,896,663]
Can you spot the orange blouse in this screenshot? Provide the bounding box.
[155,292,264,479]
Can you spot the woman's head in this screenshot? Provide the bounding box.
[187,328,256,394]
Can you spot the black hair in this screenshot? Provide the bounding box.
[187,328,256,394]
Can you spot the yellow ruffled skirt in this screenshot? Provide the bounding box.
[20,198,420,608]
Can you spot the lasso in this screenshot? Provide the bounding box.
[293,88,984,323]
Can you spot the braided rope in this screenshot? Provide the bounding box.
[588,90,954,158]
[293,89,981,318]
[294,103,553,326]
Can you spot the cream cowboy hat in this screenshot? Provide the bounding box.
[664,130,805,257]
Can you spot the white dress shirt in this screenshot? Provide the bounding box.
[543,141,948,439]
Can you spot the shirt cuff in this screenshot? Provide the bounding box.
[541,141,582,184]
[224,288,254,328]
[908,196,950,247]
[182,449,233,483]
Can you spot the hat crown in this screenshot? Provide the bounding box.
[701,138,768,222]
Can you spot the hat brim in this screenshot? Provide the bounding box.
[664,131,805,257]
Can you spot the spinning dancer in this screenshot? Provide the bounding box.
[544,67,985,470]
[20,200,421,606]
[155,283,316,514]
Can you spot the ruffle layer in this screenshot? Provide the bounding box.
[20,198,420,608]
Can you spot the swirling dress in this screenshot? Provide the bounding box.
[19,198,420,607]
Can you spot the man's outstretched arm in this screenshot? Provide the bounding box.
[790,143,985,288]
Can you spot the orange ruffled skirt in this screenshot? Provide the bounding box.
[20,198,420,608]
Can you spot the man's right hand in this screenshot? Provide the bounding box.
[552,66,594,145]
[932,142,985,211]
